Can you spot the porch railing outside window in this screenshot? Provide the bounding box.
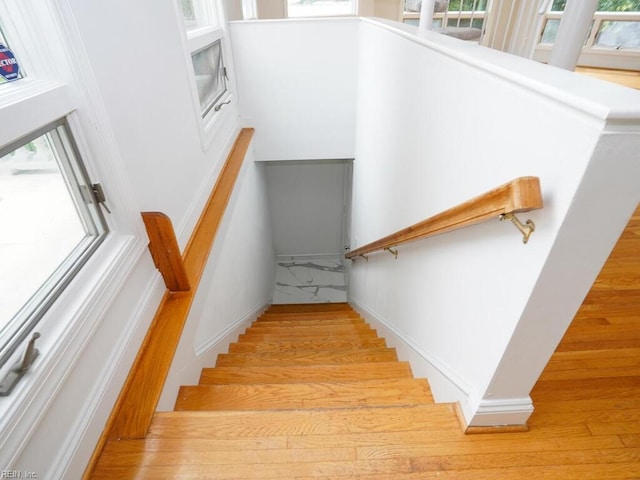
[403,0,488,39]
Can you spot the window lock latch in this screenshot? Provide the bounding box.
[92,183,112,214]
[0,332,41,397]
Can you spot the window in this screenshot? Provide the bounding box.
[178,0,231,132]
[534,0,640,68]
[403,0,488,41]
[0,122,107,374]
[286,0,356,18]
[191,36,228,118]
[0,7,116,395]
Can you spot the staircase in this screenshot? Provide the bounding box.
[93,303,459,478]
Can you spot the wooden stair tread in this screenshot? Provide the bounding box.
[238,331,380,343]
[228,337,387,353]
[253,317,365,326]
[175,378,433,411]
[149,404,458,437]
[199,362,413,384]
[245,324,374,335]
[257,313,361,321]
[216,347,398,367]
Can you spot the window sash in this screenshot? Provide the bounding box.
[0,119,108,369]
[191,39,227,117]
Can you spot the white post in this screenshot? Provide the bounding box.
[418,0,436,34]
[548,0,598,70]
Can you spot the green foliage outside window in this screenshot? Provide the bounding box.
[448,0,488,11]
[551,0,640,12]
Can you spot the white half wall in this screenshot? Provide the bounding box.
[349,19,640,426]
[229,18,358,161]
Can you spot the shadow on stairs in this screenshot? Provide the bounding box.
[92,303,459,479]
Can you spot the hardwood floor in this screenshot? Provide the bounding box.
[576,67,640,90]
[92,218,640,480]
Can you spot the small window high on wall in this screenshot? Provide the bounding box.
[286,0,356,18]
[178,0,232,139]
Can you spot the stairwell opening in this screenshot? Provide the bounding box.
[261,159,353,304]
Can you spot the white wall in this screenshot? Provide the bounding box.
[229,18,358,161]
[68,0,242,249]
[159,147,276,409]
[264,161,349,256]
[349,19,640,426]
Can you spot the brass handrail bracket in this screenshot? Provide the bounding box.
[384,247,398,259]
[500,213,536,244]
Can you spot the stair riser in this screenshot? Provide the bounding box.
[216,349,399,367]
[238,332,380,343]
[199,362,414,384]
[228,338,386,353]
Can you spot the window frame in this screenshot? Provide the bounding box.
[178,0,235,150]
[402,1,488,40]
[533,8,640,69]
[284,0,358,18]
[0,0,148,466]
[0,119,109,370]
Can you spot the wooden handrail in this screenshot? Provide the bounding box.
[83,128,254,478]
[142,212,191,292]
[345,176,543,260]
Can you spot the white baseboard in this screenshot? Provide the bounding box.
[349,300,471,404]
[460,396,534,428]
[195,300,270,357]
[350,300,533,428]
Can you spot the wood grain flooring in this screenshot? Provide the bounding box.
[91,206,640,478]
[576,67,640,90]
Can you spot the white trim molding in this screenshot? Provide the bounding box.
[460,395,534,428]
[350,300,535,428]
[195,300,270,356]
[349,300,471,405]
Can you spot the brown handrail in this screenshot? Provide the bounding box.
[345,176,543,260]
[83,128,254,478]
[142,212,191,292]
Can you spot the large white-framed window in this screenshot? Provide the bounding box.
[0,120,108,382]
[0,14,114,395]
[533,0,640,69]
[178,0,233,146]
[0,0,146,463]
[285,0,357,18]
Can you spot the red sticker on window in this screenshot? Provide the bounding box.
[0,44,20,82]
